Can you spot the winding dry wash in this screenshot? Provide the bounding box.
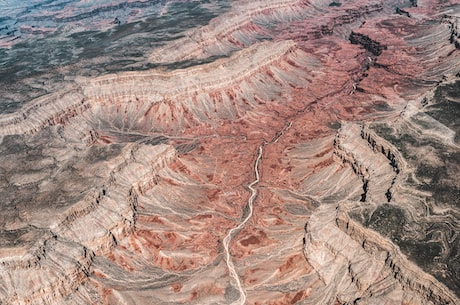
[0,0,459,304]
[223,144,264,305]
[224,120,292,305]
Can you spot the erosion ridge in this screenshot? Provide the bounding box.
[0,0,178,48]
[332,122,399,204]
[0,40,308,137]
[0,143,176,304]
[336,205,458,305]
[0,0,459,304]
[305,119,459,304]
[444,15,460,49]
[304,203,458,305]
[0,89,88,136]
[149,0,308,64]
[149,0,391,64]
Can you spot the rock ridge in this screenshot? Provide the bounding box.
[335,204,459,305]
[0,143,176,304]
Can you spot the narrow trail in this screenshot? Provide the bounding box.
[223,121,292,305]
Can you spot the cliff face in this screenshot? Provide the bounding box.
[304,121,459,304]
[0,0,459,304]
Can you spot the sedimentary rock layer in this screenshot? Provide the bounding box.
[0,0,459,304]
[0,0,174,48]
[304,121,458,304]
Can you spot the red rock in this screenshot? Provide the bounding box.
[0,0,459,304]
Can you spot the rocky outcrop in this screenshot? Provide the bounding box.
[0,240,95,305]
[333,122,398,204]
[84,40,313,134]
[0,40,312,137]
[444,15,460,49]
[335,204,459,305]
[304,203,459,304]
[0,37,338,141]
[360,125,403,201]
[1,0,460,304]
[305,116,460,304]
[0,88,93,138]
[149,0,309,64]
[0,0,177,47]
[349,31,386,56]
[0,143,176,304]
[149,0,389,64]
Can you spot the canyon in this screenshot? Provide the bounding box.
[0,0,459,304]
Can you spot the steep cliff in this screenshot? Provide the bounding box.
[0,0,459,304]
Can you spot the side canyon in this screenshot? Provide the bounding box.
[0,0,459,304]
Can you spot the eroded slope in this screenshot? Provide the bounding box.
[0,0,459,304]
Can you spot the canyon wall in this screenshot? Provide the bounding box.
[0,0,459,304]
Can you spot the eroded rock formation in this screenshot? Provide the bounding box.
[0,0,459,304]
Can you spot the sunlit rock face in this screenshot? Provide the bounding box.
[0,0,459,304]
